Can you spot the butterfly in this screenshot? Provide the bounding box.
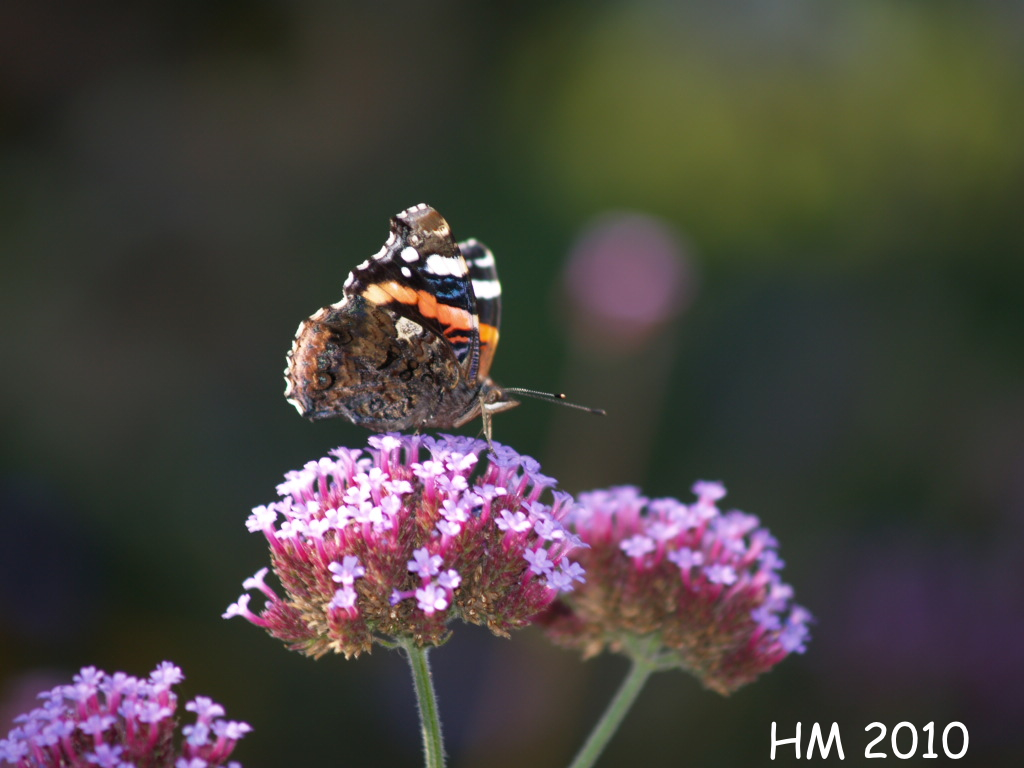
[284,204,531,441]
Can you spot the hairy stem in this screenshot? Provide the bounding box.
[400,637,446,768]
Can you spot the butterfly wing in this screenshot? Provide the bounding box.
[459,238,501,382]
[343,204,484,379]
[284,294,465,429]
[285,204,514,434]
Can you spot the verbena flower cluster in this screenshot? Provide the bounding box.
[0,663,249,768]
[225,434,585,657]
[541,482,812,695]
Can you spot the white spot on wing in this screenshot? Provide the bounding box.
[472,279,501,299]
[356,259,370,270]
[472,251,495,269]
[425,254,468,277]
[395,316,423,340]
[401,266,412,278]
[398,203,428,219]
[400,246,420,263]
[371,247,387,260]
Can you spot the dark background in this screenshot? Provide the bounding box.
[2,1,1022,766]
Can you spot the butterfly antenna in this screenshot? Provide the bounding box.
[503,388,606,416]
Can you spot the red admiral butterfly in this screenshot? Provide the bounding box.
[285,204,600,441]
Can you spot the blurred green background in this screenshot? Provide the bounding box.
[2,1,1022,766]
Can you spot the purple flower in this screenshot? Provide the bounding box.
[77,713,116,739]
[620,535,656,559]
[186,697,226,721]
[539,483,812,695]
[330,585,358,611]
[437,570,461,590]
[704,563,738,585]
[149,662,185,690]
[226,434,584,658]
[408,548,443,579]
[0,663,249,768]
[496,510,531,533]
[416,583,450,614]
[524,547,555,576]
[667,547,703,571]
[328,556,366,586]
[84,743,124,768]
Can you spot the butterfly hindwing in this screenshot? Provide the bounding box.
[459,239,501,382]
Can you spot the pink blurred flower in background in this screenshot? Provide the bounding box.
[563,212,694,353]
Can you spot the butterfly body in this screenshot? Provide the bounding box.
[285,204,519,438]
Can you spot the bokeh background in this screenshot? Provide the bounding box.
[2,1,1022,765]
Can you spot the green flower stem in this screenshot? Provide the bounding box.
[567,638,660,768]
[400,637,446,768]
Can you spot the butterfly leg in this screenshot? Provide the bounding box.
[480,397,496,453]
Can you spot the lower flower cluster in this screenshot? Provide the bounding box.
[225,434,585,657]
[540,483,812,695]
[0,663,249,768]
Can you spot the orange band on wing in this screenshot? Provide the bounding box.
[477,322,500,379]
[363,281,477,336]
[416,290,475,333]
[478,323,499,347]
[362,281,418,307]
